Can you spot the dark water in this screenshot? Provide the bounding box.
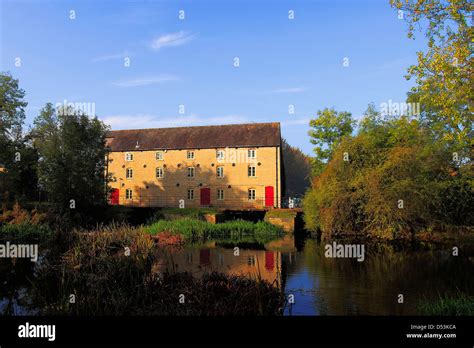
[152,234,474,315]
[1,234,473,315]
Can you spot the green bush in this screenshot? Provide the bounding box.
[0,223,54,243]
[303,117,474,239]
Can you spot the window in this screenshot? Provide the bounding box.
[187,151,195,160]
[248,149,256,160]
[216,150,225,161]
[125,153,133,161]
[248,165,256,177]
[216,166,224,178]
[187,167,195,178]
[156,167,164,179]
[126,168,133,179]
[247,255,256,266]
[248,189,256,201]
[125,189,133,200]
[217,189,224,200]
[156,151,164,160]
[187,189,194,200]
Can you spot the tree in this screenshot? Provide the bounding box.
[304,115,473,239]
[308,108,355,174]
[281,139,312,196]
[0,72,38,203]
[390,0,473,153]
[33,104,109,217]
[0,72,27,141]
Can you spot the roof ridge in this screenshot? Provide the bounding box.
[107,122,280,133]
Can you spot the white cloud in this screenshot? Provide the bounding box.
[112,75,178,87]
[267,87,307,94]
[101,114,250,130]
[92,52,130,62]
[151,31,194,50]
[280,118,311,127]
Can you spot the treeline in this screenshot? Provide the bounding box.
[0,73,109,225]
[303,0,473,240]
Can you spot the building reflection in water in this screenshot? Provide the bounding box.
[152,234,297,290]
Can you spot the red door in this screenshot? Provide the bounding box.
[200,188,210,206]
[265,186,274,207]
[110,188,119,205]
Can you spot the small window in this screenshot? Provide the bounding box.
[248,149,256,160]
[126,168,133,179]
[217,189,224,200]
[156,151,164,160]
[187,167,195,178]
[125,153,133,161]
[156,167,164,179]
[248,165,256,177]
[247,255,256,266]
[216,150,225,161]
[248,189,256,201]
[187,151,195,160]
[187,189,194,200]
[125,189,133,200]
[216,166,224,178]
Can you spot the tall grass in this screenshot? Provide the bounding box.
[418,292,474,315]
[144,218,284,244]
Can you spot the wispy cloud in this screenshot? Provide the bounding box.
[151,31,194,50]
[112,75,178,87]
[267,87,307,94]
[101,114,250,129]
[92,52,130,63]
[280,118,311,127]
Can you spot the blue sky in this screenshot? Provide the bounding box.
[0,0,426,155]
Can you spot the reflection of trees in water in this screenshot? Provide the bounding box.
[0,259,37,315]
[291,240,474,315]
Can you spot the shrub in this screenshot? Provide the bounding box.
[0,223,54,243]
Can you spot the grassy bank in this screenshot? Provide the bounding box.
[144,218,284,244]
[149,207,221,221]
[418,292,474,315]
[32,224,284,315]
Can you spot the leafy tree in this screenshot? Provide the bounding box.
[0,72,27,141]
[308,108,355,174]
[33,103,109,217]
[0,72,38,203]
[304,115,473,239]
[281,139,311,196]
[390,0,473,152]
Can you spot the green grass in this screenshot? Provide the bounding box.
[0,223,54,243]
[144,218,284,244]
[148,207,221,222]
[418,292,474,315]
[264,210,298,219]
